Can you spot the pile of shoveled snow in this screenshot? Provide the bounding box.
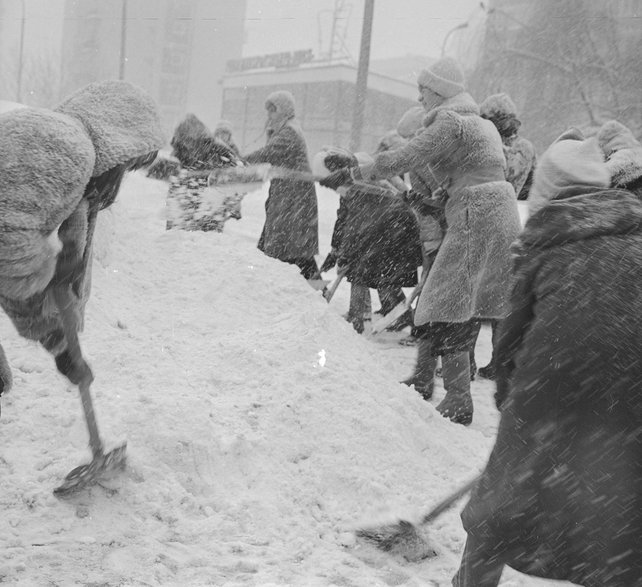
[0,172,549,586]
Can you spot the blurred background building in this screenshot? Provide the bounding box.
[0,0,246,139]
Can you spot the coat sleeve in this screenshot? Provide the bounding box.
[245,127,301,168]
[367,113,455,181]
[494,258,539,409]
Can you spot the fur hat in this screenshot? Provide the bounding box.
[214,119,234,135]
[265,90,296,118]
[479,93,517,119]
[596,120,641,158]
[528,137,610,215]
[416,57,465,98]
[396,106,425,139]
[55,80,165,177]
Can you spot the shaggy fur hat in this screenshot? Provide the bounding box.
[479,93,517,119]
[528,137,610,215]
[396,106,425,139]
[55,80,165,177]
[416,57,465,98]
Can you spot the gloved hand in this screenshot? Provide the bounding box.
[318,168,353,190]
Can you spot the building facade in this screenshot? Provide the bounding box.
[221,57,418,157]
[0,0,246,139]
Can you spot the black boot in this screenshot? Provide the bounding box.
[437,351,473,426]
[401,338,437,400]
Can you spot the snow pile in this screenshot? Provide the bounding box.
[0,173,552,586]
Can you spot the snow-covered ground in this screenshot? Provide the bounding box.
[0,173,571,586]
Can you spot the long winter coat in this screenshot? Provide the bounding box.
[368,92,522,324]
[331,184,421,289]
[463,186,642,586]
[245,122,319,261]
[0,81,164,357]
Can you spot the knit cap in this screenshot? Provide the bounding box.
[479,93,517,119]
[416,57,465,98]
[214,119,233,135]
[528,137,610,215]
[396,106,425,139]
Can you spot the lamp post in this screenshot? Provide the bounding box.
[118,0,128,80]
[441,22,468,57]
[16,0,26,102]
[349,0,375,153]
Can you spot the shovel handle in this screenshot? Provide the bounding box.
[420,475,480,526]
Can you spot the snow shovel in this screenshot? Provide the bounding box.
[52,285,127,496]
[322,266,347,303]
[371,269,428,335]
[356,475,480,562]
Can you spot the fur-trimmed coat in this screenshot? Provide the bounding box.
[0,81,164,361]
[464,186,642,586]
[245,121,319,261]
[368,92,522,323]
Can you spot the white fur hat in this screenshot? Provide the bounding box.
[528,137,610,215]
[416,57,465,98]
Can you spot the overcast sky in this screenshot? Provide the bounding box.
[244,0,483,61]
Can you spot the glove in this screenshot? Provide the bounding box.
[319,250,338,273]
[55,349,94,386]
[319,168,352,190]
[324,151,357,172]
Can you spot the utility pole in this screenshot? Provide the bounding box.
[16,0,26,102]
[349,0,374,153]
[118,0,128,80]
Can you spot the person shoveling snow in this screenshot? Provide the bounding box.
[0,80,164,495]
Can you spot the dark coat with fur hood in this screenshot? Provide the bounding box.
[463,186,642,586]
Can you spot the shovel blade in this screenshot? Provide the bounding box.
[53,443,127,496]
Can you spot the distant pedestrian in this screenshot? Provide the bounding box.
[165,113,242,232]
[244,91,320,280]
[213,119,241,159]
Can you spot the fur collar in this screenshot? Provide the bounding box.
[423,92,480,127]
[516,187,642,255]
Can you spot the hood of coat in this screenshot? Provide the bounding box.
[516,186,642,255]
[55,80,165,177]
[422,92,479,127]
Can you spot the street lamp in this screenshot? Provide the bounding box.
[441,22,469,57]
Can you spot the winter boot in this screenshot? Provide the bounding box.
[437,351,473,425]
[345,284,371,334]
[401,338,437,400]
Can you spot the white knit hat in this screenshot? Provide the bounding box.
[416,57,465,98]
[528,137,610,215]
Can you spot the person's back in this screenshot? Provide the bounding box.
[455,136,642,586]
